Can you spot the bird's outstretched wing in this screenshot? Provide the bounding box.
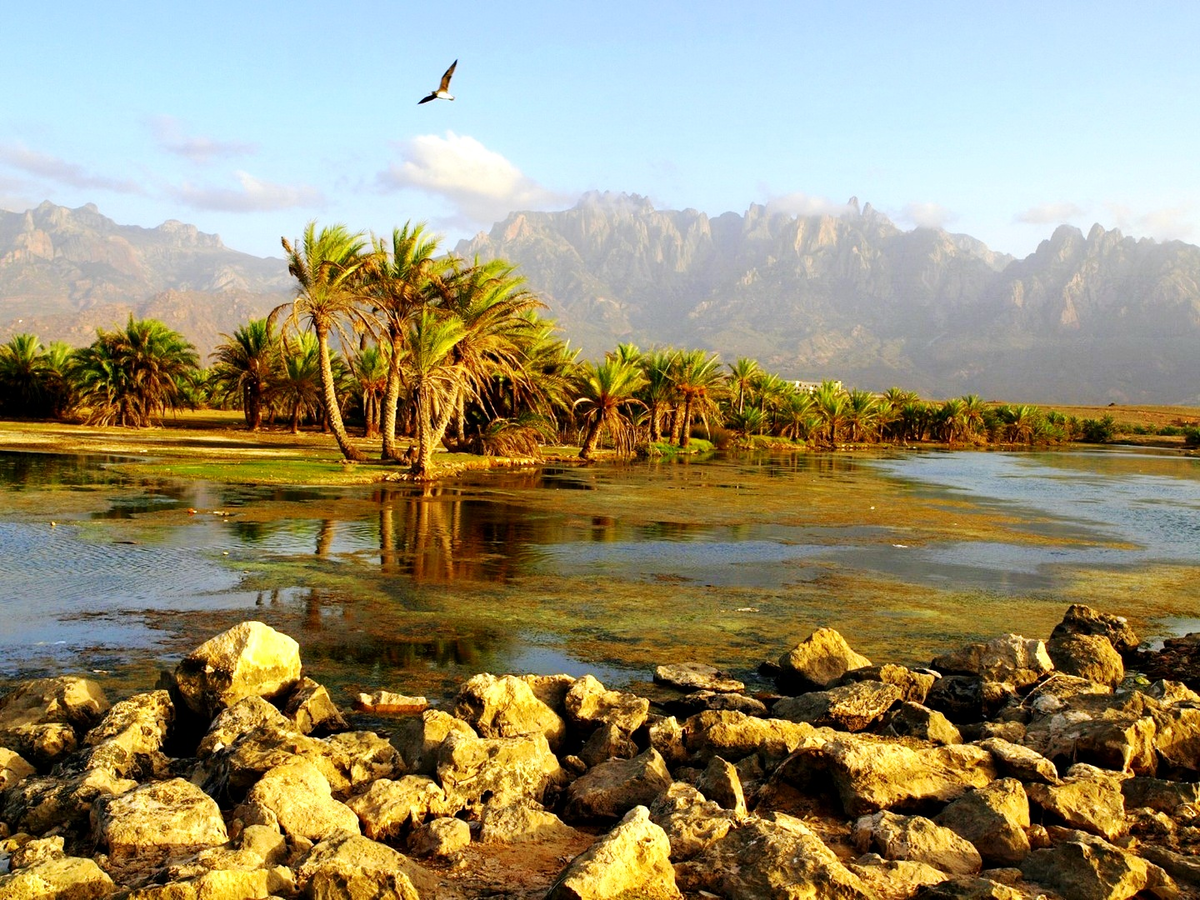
[418,92,437,104]
[439,59,458,92]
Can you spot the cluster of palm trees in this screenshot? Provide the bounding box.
[0,219,1090,472]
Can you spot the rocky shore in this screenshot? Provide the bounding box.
[1,605,1198,900]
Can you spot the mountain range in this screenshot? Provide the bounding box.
[2,196,1198,404]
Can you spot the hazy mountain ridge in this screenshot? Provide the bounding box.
[458,192,1200,403]
[0,201,289,356]
[0,197,1197,403]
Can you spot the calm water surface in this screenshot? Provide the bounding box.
[1,447,1196,704]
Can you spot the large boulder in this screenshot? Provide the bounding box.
[545,806,682,900]
[452,673,566,749]
[931,634,1053,689]
[654,662,744,693]
[648,782,738,861]
[436,730,566,816]
[391,708,476,776]
[1023,687,1159,775]
[0,855,115,899]
[697,755,747,816]
[237,757,360,841]
[0,746,36,791]
[173,621,302,718]
[1026,766,1127,841]
[838,664,937,704]
[81,689,174,780]
[676,811,871,899]
[196,695,295,758]
[0,676,109,768]
[935,778,1031,867]
[1048,633,1124,687]
[681,709,820,765]
[773,681,901,732]
[280,676,348,735]
[345,775,449,841]
[2,766,136,836]
[881,702,963,745]
[777,627,872,691]
[564,674,650,736]
[293,831,451,900]
[848,855,948,900]
[978,737,1059,785]
[562,748,673,823]
[1050,604,1140,655]
[1021,833,1176,900]
[95,777,229,873]
[478,802,584,845]
[852,810,983,875]
[807,736,997,816]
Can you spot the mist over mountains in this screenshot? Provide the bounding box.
[2,196,1198,404]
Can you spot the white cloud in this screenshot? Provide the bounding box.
[901,201,956,230]
[378,131,569,225]
[1106,202,1195,243]
[174,171,323,212]
[149,115,256,164]
[1016,201,1085,225]
[0,142,143,194]
[765,191,858,218]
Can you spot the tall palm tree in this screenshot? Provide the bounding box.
[275,222,372,462]
[272,334,323,433]
[779,389,817,441]
[366,223,449,460]
[70,316,198,427]
[669,349,724,448]
[812,380,850,446]
[405,308,468,477]
[574,357,647,460]
[210,318,279,430]
[0,334,55,418]
[638,349,677,443]
[440,258,540,445]
[727,357,761,415]
[845,388,881,443]
[350,343,390,438]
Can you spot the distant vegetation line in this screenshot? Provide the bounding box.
[3,221,1198,474]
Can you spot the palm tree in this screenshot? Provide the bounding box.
[638,349,677,444]
[779,389,817,441]
[405,308,468,477]
[727,357,761,415]
[272,334,323,433]
[440,258,540,446]
[961,394,987,442]
[845,388,881,443]
[209,318,279,430]
[811,380,850,446]
[750,371,790,434]
[365,223,449,460]
[574,357,647,460]
[275,222,373,462]
[350,343,390,438]
[670,349,724,448]
[0,334,57,418]
[70,316,198,427]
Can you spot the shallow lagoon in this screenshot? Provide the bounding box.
[1,447,1197,704]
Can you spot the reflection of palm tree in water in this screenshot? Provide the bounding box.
[315,519,336,558]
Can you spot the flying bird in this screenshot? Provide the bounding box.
[419,60,457,104]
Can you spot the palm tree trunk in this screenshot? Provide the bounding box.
[381,334,403,460]
[316,327,366,462]
[578,419,602,460]
[680,395,694,448]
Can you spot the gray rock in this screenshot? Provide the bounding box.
[452,673,566,750]
[654,662,745,693]
[676,810,871,899]
[664,690,768,717]
[1048,633,1124,687]
[773,681,901,732]
[173,621,302,718]
[852,810,983,875]
[1021,834,1176,900]
[931,634,1053,689]
[562,748,673,823]
[1050,604,1140,654]
[345,775,448,841]
[777,627,872,691]
[697,755,747,817]
[883,701,963,745]
[936,778,1031,867]
[546,806,682,900]
[408,817,470,857]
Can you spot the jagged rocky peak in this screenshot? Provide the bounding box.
[574,191,656,215]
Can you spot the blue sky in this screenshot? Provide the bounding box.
[3,1,1197,260]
